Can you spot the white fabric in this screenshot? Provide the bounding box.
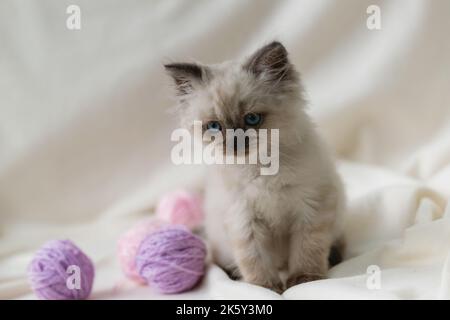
[1,0,450,300]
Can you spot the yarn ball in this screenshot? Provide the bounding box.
[135,225,207,294]
[117,218,168,283]
[28,239,94,300]
[156,190,204,230]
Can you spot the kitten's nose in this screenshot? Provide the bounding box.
[232,130,250,155]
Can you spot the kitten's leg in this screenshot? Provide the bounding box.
[286,220,332,288]
[230,218,284,293]
[287,182,343,288]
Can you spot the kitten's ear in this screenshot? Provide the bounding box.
[244,41,295,83]
[164,63,207,96]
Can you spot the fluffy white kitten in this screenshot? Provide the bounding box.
[165,41,345,292]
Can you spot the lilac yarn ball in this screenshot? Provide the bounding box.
[135,225,207,294]
[28,240,95,300]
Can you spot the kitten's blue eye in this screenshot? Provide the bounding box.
[244,113,262,126]
[206,121,222,131]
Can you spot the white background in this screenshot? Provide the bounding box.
[1,0,450,299]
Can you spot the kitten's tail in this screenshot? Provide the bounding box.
[328,237,346,267]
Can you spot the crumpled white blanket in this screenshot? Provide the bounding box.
[1,0,450,300]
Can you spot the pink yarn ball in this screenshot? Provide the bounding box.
[117,218,167,283]
[155,190,204,230]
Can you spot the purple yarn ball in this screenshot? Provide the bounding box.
[135,225,207,294]
[28,240,95,300]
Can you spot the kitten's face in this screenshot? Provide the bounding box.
[165,42,305,154]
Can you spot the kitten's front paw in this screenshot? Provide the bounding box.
[261,280,284,294]
[223,266,242,281]
[286,273,324,289]
[246,276,284,294]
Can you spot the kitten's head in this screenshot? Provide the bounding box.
[165,41,308,154]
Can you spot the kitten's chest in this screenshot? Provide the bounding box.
[227,173,307,225]
[244,182,301,224]
[207,167,314,226]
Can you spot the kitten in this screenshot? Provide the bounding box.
[164,41,345,293]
